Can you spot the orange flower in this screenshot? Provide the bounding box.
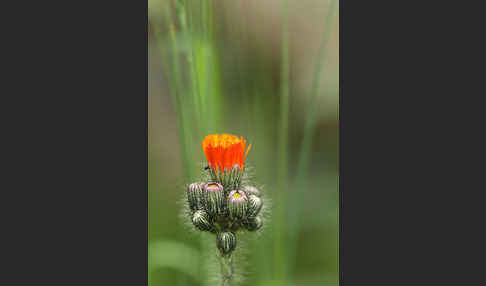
[202,134,252,173]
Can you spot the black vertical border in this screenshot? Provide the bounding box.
[4,0,150,284]
[340,0,439,285]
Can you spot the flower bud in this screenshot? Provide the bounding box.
[217,231,237,255]
[245,216,263,231]
[228,190,248,219]
[246,194,263,218]
[204,182,224,216]
[187,182,204,211]
[192,210,211,231]
[243,185,260,197]
[230,165,242,185]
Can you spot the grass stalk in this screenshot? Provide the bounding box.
[275,0,290,284]
[296,0,337,181]
[182,3,214,285]
[287,0,338,277]
[155,5,195,182]
[157,3,216,285]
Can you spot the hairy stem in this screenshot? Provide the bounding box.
[219,253,233,286]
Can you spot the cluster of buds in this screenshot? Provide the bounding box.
[185,134,264,256]
[187,181,263,255]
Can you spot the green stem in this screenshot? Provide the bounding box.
[275,0,290,282]
[219,253,234,286]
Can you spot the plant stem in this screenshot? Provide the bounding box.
[219,253,234,286]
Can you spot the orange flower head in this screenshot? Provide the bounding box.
[202,134,252,173]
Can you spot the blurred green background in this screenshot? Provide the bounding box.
[148,0,338,285]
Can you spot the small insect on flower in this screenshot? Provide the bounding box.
[184,133,264,282]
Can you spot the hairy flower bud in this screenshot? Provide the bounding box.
[187,182,204,211]
[217,231,237,255]
[229,165,243,188]
[245,216,263,231]
[243,185,260,197]
[192,210,211,231]
[228,190,248,219]
[204,182,224,216]
[246,194,263,218]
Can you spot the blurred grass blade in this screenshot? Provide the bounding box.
[274,0,290,284]
[296,0,337,180]
[287,0,338,279]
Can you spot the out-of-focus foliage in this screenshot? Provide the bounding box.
[149,0,338,285]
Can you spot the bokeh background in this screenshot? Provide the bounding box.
[148,0,338,285]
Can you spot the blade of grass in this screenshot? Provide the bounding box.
[182,0,205,142]
[153,8,195,182]
[179,3,216,286]
[155,4,212,286]
[275,0,290,284]
[296,0,337,180]
[287,0,338,278]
